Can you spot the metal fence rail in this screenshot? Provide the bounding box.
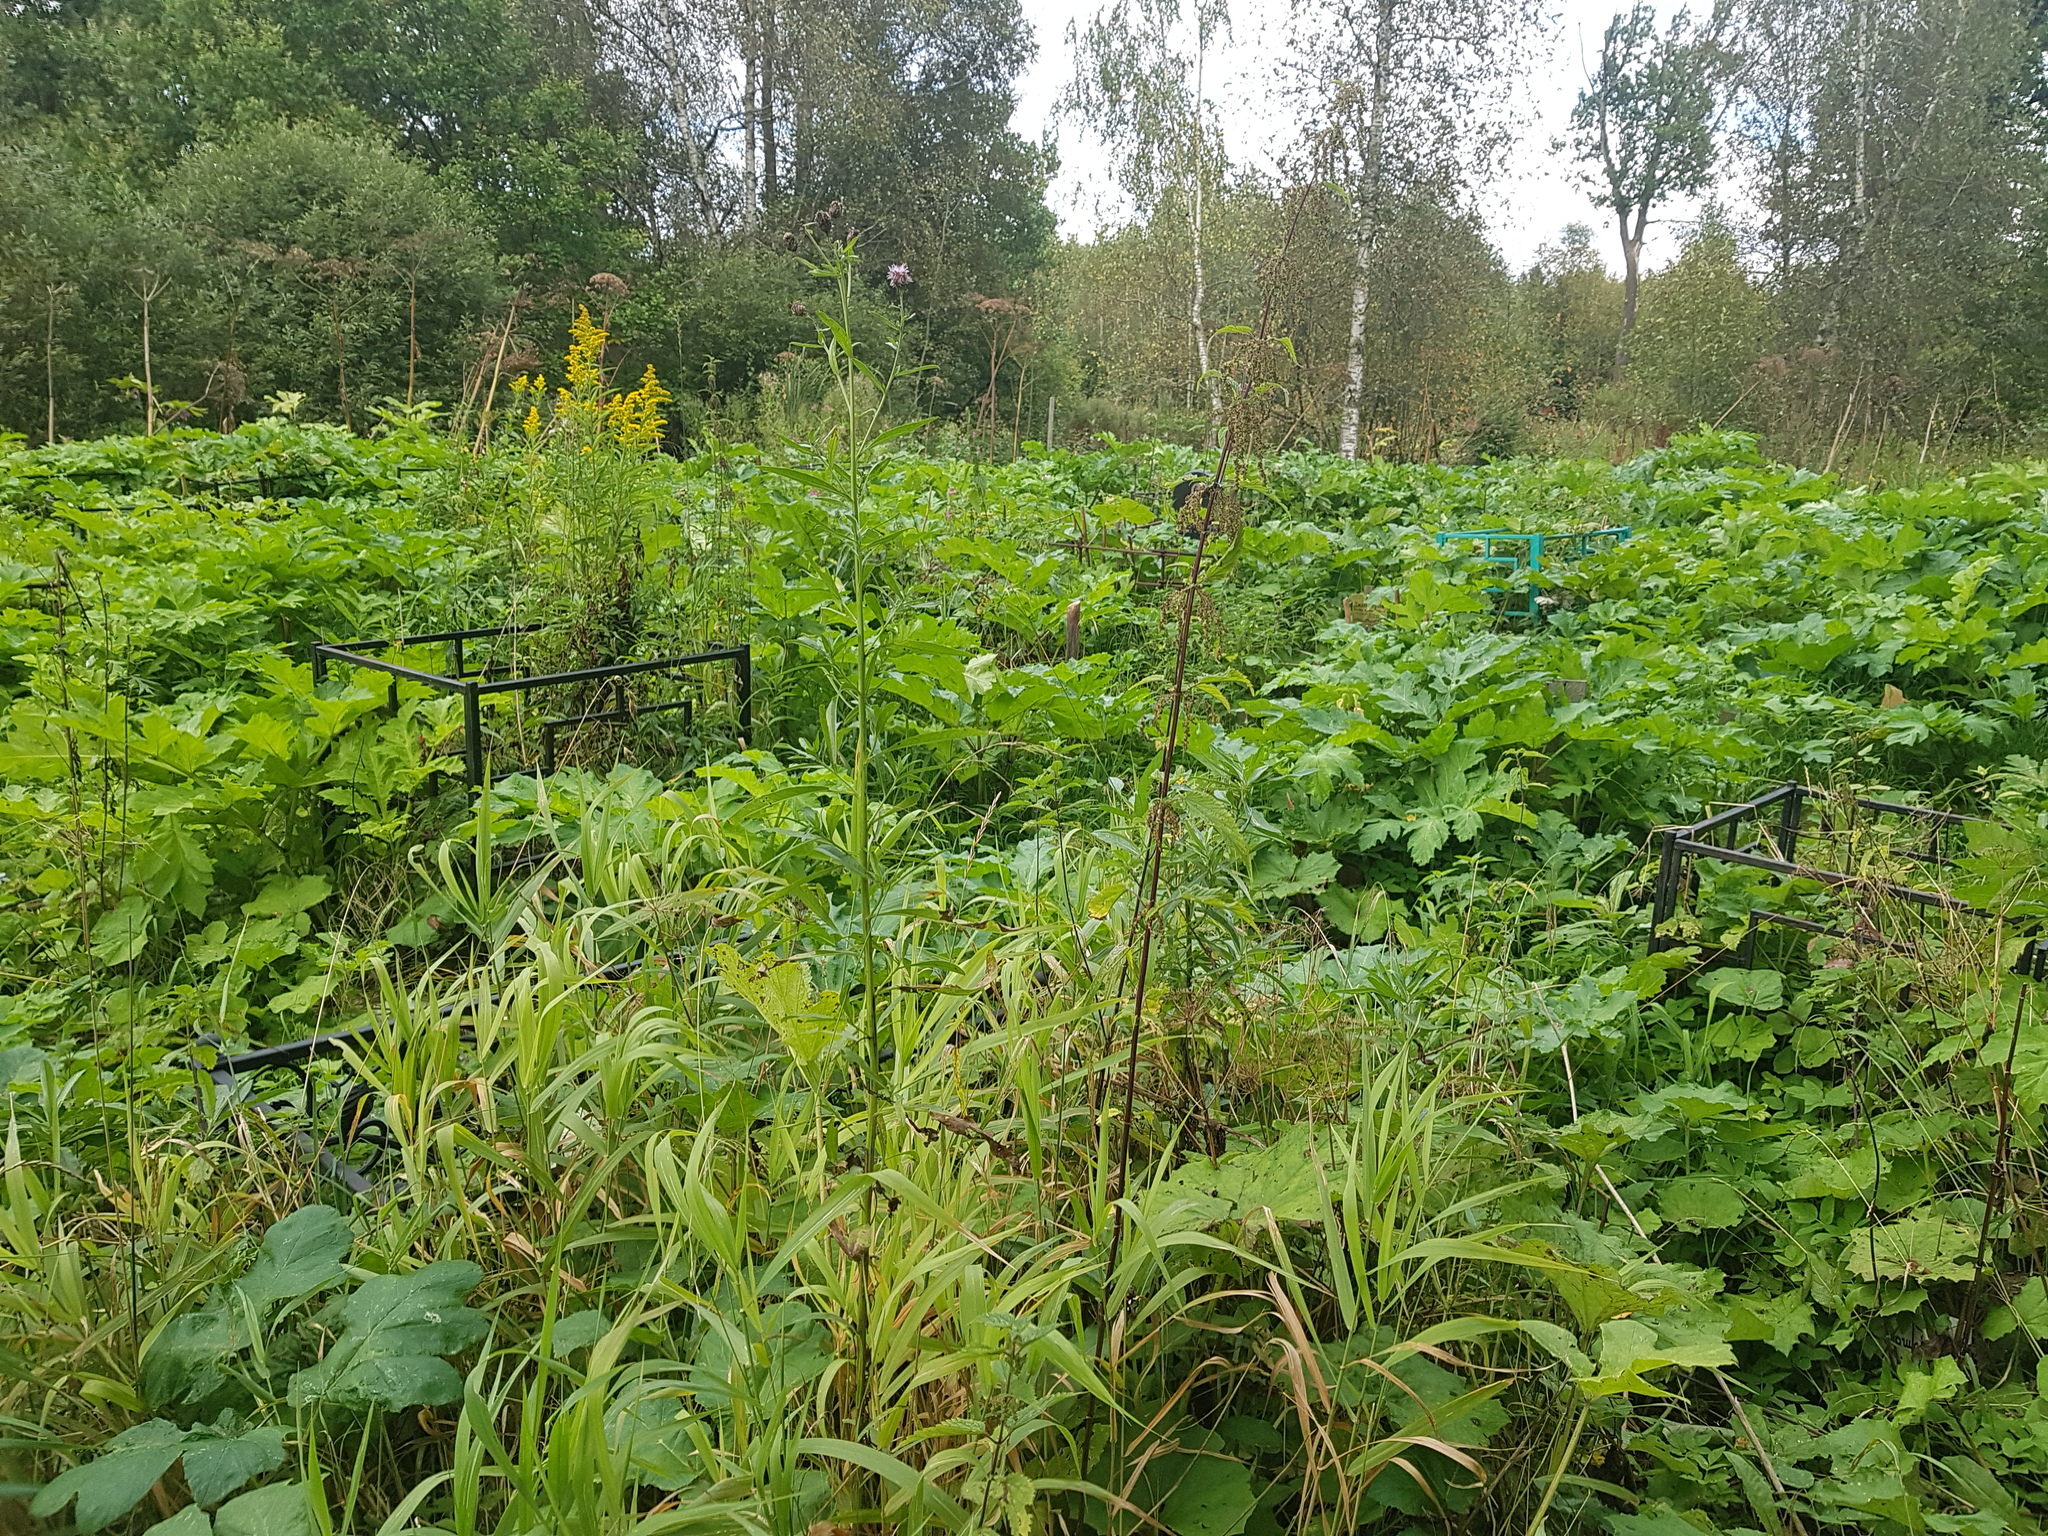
[1434,526,1633,620]
[312,624,750,786]
[197,959,652,1195]
[1648,782,1990,964]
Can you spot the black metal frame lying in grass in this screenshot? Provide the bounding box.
[196,958,653,1196]
[311,624,751,787]
[195,1022,391,1196]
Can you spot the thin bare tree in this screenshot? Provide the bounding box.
[1062,0,1232,437]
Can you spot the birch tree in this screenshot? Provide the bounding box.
[586,0,745,239]
[1290,0,1540,457]
[1062,0,1231,432]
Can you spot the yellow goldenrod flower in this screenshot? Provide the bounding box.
[565,307,606,400]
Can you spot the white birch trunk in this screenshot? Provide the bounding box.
[1190,34,1221,440]
[1339,238,1371,458]
[1339,0,1395,459]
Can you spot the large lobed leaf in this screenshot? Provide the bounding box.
[287,1261,488,1411]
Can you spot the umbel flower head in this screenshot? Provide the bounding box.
[887,264,912,289]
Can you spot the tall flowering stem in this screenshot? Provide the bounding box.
[1099,184,1308,1354]
[778,228,926,1457]
[779,236,925,1164]
[508,306,673,672]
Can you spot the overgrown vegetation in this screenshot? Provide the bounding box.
[3,268,2048,1536]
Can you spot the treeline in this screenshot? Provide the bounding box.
[1,0,2044,462]
[0,0,1048,438]
[1052,0,2048,464]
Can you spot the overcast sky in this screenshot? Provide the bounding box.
[1011,0,1702,275]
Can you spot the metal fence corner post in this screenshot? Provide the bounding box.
[463,680,483,788]
[1649,827,1682,953]
[1777,782,1805,863]
[737,647,753,745]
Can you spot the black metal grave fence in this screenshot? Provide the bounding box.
[311,624,750,787]
[215,627,753,1194]
[1649,782,1990,964]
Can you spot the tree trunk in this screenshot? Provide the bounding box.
[1822,0,1875,348]
[762,0,778,208]
[742,1,758,226]
[1339,0,1395,458]
[1339,237,1372,458]
[44,285,57,446]
[662,37,716,229]
[1613,207,1644,382]
[1852,0,1870,224]
[1190,36,1220,440]
[331,289,351,431]
[140,277,157,435]
[405,274,419,407]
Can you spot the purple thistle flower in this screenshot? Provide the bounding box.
[887,264,912,289]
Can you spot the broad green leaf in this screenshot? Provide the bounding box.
[185,916,300,972]
[1698,967,1784,1012]
[242,875,332,920]
[0,1045,46,1085]
[265,972,332,1015]
[31,1419,188,1533]
[90,893,154,966]
[212,1481,312,1536]
[962,1469,1039,1536]
[1608,1510,1723,1536]
[146,1507,213,1536]
[234,1206,353,1309]
[147,1208,353,1416]
[287,1262,487,1411]
[1545,1265,1648,1333]
[1788,1023,1838,1067]
[1574,1319,1734,1399]
[1842,1217,1979,1283]
[1725,1291,1814,1354]
[1087,1427,1253,1536]
[1513,1318,1591,1375]
[144,1308,246,1414]
[1983,1274,2048,1342]
[687,1299,833,1410]
[1701,1011,1776,1063]
[1145,1122,1329,1225]
[182,1426,287,1507]
[1317,884,1398,941]
[1896,1355,1966,1424]
[548,1310,613,1357]
[385,891,461,948]
[963,653,1003,696]
[709,942,844,1068]
[1655,1177,1747,1230]
[1638,1082,1751,1124]
[1158,1453,1256,1536]
[135,821,216,916]
[1251,847,1339,899]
